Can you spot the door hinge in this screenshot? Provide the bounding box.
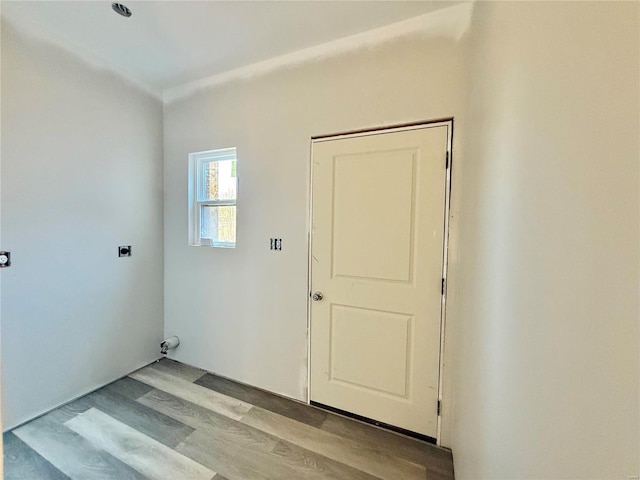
[445,151,449,169]
[437,399,442,416]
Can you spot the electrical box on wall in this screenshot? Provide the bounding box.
[0,251,11,267]
[270,238,282,251]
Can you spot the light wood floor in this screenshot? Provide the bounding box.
[3,358,455,480]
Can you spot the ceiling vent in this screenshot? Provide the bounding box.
[111,3,132,18]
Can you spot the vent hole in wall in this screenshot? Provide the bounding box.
[112,3,132,17]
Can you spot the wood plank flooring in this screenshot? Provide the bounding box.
[4,359,455,480]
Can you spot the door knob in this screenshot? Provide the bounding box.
[312,292,324,301]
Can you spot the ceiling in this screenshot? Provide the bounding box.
[1,1,459,95]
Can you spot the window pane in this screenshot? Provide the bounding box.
[200,159,237,201]
[200,205,236,246]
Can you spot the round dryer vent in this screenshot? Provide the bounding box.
[111,3,132,17]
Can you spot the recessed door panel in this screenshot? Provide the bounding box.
[332,150,416,283]
[330,305,412,398]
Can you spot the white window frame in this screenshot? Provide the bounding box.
[188,147,237,247]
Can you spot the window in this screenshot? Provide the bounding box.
[189,148,237,247]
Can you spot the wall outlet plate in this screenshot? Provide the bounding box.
[0,251,11,267]
[270,238,282,251]
[118,246,132,257]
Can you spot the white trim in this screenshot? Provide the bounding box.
[188,148,238,248]
[312,122,450,144]
[305,140,316,404]
[436,122,453,446]
[306,120,454,445]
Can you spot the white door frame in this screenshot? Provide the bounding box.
[306,119,454,446]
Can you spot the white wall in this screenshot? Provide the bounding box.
[0,20,164,429]
[163,5,470,419]
[165,2,639,477]
[448,2,640,478]
[2,2,637,477]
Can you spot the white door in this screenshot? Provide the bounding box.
[309,124,450,438]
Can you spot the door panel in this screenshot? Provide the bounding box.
[310,125,449,437]
[332,149,416,282]
[330,305,412,397]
